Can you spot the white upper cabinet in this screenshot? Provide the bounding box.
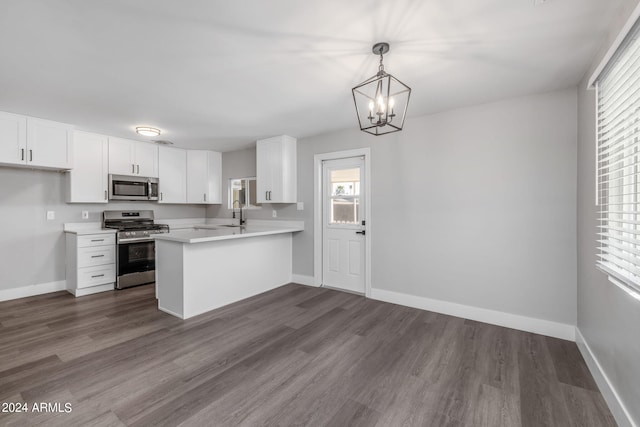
[108,137,158,177]
[67,131,109,203]
[256,135,297,203]
[0,112,73,170]
[0,111,27,166]
[135,141,159,177]
[186,150,222,204]
[26,118,73,169]
[158,146,187,204]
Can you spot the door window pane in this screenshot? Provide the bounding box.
[331,198,359,224]
[329,167,361,225]
[330,168,360,196]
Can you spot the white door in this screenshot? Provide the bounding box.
[322,157,366,293]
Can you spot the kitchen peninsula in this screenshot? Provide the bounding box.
[154,220,304,319]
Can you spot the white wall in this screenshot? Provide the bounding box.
[0,167,205,291]
[209,88,579,327]
[576,1,640,425]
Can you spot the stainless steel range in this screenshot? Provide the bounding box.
[103,210,170,289]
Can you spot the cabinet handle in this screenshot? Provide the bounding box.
[91,254,105,258]
[29,149,33,162]
[137,164,140,174]
[132,164,135,173]
[104,190,108,200]
[160,192,163,201]
[20,148,24,161]
[91,274,105,278]
[91,239,104,242]
[204,193,207,202]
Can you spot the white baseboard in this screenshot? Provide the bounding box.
[576,329,637,427]
[369,288,576,341]
[291,274,318,287]
[68,283,114,297]
[158,306,185,319]
[0,280,67,302]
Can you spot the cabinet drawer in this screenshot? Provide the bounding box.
[78,264,115,289]
[78,245,115,268]
[77,234,115,248]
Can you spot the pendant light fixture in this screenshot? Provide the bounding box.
[352,42,411,136]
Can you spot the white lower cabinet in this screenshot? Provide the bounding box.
[66,233,116,297]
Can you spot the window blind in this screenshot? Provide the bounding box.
[597,21,640,293]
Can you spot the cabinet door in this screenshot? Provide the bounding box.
[68,131,109,203]
[26,118,73,169]
[0,111,27,166]
[186,150,207,204]
[158,146,187,203]
[186,150,221,204]
[108,137,135,175]
[135,142,159,178]
[279,136,297,203]
[256,139,275,203]
[206,151,222,204]
[256,135,296,203]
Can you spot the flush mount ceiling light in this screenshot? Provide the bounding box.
[352,42,411,136]
[135,126,161,137]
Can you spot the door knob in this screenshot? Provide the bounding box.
[355,230,366,235]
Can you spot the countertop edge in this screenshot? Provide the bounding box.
[154,226,303,244]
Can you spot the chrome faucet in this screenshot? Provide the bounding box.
[232,200,245,226]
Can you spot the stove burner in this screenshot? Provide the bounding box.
[103,210,170,241]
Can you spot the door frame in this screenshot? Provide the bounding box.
[314,148,371,297]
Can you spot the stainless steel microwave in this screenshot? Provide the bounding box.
[109,174,159,201]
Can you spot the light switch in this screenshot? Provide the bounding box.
[46,211,55,220]
[82,211,89,219]
[272,210,277,218]
[297,202,304,211]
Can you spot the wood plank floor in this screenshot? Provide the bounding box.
[0,283,615,426]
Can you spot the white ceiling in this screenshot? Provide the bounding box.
[0,0,623,151]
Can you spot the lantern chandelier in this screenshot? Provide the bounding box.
[352,42,411,136]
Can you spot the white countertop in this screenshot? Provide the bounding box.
[154,220,304,244]
[63,223,117,235]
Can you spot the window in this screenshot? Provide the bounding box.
[228,177,261,209]
[596,21,640,294]
[329,167,360,225]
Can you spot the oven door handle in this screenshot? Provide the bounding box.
[118,237,155,244]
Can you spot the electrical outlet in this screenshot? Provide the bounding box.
[272,210,277,218]
[46,211,55,220]
[297,202,304,211]
[81,211,89,219]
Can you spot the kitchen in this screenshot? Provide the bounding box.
[0,1,639,426]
